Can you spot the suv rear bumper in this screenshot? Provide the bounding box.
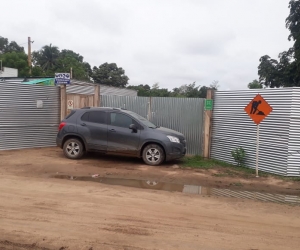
[56,137,63,148]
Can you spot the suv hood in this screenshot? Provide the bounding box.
[155,126,184,139]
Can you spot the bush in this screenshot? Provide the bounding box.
[231,147,245,167]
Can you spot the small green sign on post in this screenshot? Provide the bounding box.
[205,99,213,110]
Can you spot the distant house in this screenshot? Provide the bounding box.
[0,67,18,77]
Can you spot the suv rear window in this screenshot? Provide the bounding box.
[65,110,76,119]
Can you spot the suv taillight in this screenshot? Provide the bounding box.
[58,122,66,131]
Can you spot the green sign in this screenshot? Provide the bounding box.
[205,99,213,110]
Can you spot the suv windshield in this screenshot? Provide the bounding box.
[127,111,157,128]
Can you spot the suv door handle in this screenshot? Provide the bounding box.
[80,123,86,126]
[109,129,116,132]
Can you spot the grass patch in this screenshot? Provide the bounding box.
[179,156,300,182]
[180,155,216,169]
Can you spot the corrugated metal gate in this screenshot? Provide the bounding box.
[0,81,60,150]
[101,95,205,155]
[211,88,300,177]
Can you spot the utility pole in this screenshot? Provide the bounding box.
[28,37,32,75]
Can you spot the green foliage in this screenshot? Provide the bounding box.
[127,84,151,96]
[231,147,245,167]
[181,155,215,169]
[0,36,24,54]
[128,81,218,98]
[32,44,60,73]
[92,62,129,87]
[0,51,29,77]
[258,0,300,87]
[248,79,263,89]
[32,45,92,80]
[180,155,234,169]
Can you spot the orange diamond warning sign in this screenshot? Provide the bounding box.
[244,94,273,125]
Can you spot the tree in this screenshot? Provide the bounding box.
[128,81,217,98]
[248,79,263,89]
[92,62,129,87]
[0,51,29,76]
[210,80,219,90]
[0,36,24,54]
[171,82,213,98]
[150,83,170,97]
[32,44,60,74]
[258,0,300,87]
[127,84,151,96]
[55,51,91,81]
[32,46,92,80]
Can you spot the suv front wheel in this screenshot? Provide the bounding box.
[63,138,84,159]
[142,144,165,166]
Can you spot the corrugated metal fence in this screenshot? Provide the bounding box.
[101,95,205,155]
[211,88,300,176]
[0,81,60,150]
[66,80,137,96]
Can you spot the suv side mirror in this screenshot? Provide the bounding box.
[129,124,138,132]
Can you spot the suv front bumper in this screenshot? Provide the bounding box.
[165,141,186,161]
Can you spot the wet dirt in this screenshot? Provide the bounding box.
[53,174,300,206]
[1,147,300,195]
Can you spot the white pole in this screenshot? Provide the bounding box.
[256,124,260,177]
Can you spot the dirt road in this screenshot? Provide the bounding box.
[0,148,300,250]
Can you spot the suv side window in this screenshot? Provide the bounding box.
[109,112,138,128]
[81,111,106,124]
[81,112,89,122]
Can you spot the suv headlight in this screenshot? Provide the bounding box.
[167,135,180,143]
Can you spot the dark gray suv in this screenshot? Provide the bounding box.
[56,107,186,166]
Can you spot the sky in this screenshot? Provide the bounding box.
[1,0,293,90]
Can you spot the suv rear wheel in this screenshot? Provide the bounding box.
[63,138,84,159]
[142,144,165,166]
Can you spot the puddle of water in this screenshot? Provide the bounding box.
[52,175,300,206]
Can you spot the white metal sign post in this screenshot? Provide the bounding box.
[255,125,259,177]
[244,94,273,177]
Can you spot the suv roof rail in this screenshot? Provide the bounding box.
[81,107,91,109]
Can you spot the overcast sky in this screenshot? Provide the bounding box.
[2,0,293,90]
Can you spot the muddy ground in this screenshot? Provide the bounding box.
[1,147,300,194]
[0,147,300,250]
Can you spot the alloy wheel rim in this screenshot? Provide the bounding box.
[146,148,160,163]
[66,142,80,156]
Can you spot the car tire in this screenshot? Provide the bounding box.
[142,144,165,166]
[63,138,84,159]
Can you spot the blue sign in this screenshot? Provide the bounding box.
[55,73,71,85]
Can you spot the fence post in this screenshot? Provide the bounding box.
[94,84,100,107]
[60,85,67,121]
[203,88,214,158]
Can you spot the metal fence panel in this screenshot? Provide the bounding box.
[100,95,205,155]
[287,89,300,176]
[100,95,149,118]
[211,88,296,176]
[0,81,60,150]
[150,97,204,155]
[67,80,137,96]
